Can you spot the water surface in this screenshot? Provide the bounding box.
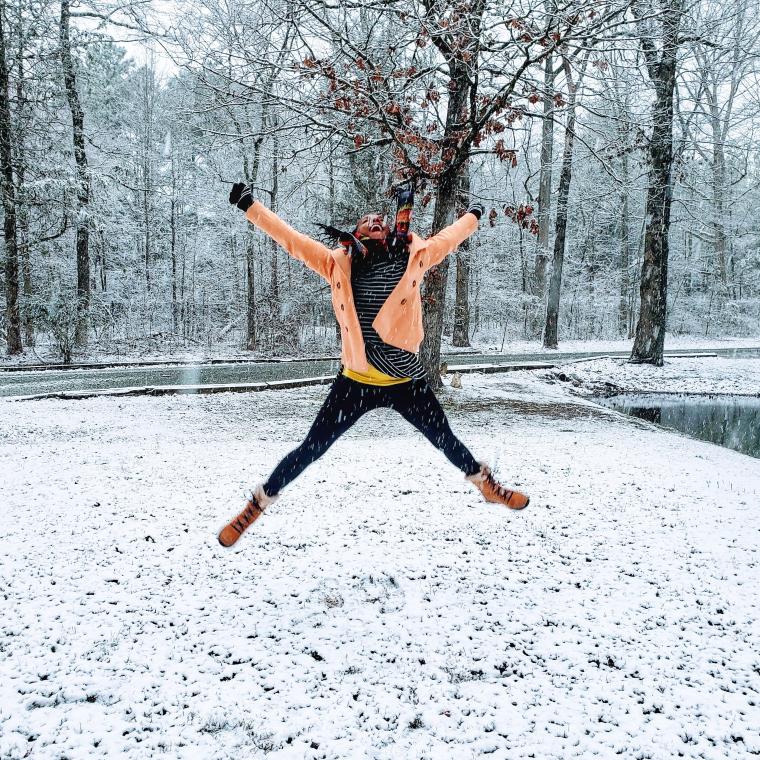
[601,394,760,459]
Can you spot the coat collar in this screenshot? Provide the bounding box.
[331,232,424,278]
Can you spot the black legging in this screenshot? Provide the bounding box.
[264,374,480,495]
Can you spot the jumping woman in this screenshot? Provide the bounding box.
[218,181,529,547]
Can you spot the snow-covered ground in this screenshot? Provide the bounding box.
[547,355,760,396]
[1,367,759,758]
[449,334,760,357]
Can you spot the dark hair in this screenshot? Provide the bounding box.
[314,224,368,257]
[315,224,350,246]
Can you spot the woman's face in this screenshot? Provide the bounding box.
[355,213,389,240]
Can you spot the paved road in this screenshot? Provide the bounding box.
[1,347,757,398]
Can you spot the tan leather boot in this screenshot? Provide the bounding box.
[218,485,278,547]
[467,464,530,510]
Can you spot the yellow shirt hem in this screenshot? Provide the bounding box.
[342,364,411,386]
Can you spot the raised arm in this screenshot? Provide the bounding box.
[246,202,334,281]
[421,203,484,269]
[229,183,333,281]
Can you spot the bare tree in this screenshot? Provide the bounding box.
[0,0,21,354]
[630,0,685,365]
[543,52,587,348]
[272,0,629,380]
[685,0,760,302]
[419,0,486,384]
[531,0,558,303]
[59,0,91,347]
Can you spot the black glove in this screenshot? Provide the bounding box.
[467,202,485,220]
[229,182,253,212]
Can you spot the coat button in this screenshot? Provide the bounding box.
[419,260,423,268]
[412,280,417,287]
[336,281,341,289]
[340,304,344,310]
[401,298,407,305]
[344,325,348,332]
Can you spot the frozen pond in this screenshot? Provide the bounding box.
[600,394,760,458]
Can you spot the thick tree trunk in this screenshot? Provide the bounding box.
[0,3,21,354]
[421,59,471,386]
[60,0,90,347]
[543,58,578,349]
[421,168,459,386]
[630,0,683,365]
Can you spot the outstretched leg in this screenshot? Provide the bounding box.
[219,375,377,546]
[390,379,480,475]
[391,380,529,509]
[263,374,376,496]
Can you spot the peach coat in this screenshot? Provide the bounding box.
[245,201,479,373]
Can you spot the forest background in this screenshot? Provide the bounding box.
[1,0,758,378]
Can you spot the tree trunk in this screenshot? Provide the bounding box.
[630,0,683,365]
[0,2,21,354]
[98,228,107,292]
[532,48,555,301]
[60,0,90,347]
[20,201,32,345]
[421,168,459,386]
[14,14,32,346]
[140,66,155,302]
[421,60,471,386]
[180,237,186,337]
[170,157,178,333]
[245,232,256,351]
[452,168,471,347]
[618,152,631,337]
[708,83,729,295]
[269,124,279,305]
[543,57,579,349]
[329,145,341,347]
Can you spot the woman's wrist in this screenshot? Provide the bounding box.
[467,202,485,220]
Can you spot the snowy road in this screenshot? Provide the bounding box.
[1,343,758,399]
[1,366,759,758]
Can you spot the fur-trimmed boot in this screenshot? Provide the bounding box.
[467,464,530,510]
[218,485,278,547]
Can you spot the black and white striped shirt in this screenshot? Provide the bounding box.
[351,242,426,379]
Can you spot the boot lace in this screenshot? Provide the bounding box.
[232,496,263,536]
[485,470,515,504]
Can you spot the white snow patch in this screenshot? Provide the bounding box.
[549,356,760,396]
